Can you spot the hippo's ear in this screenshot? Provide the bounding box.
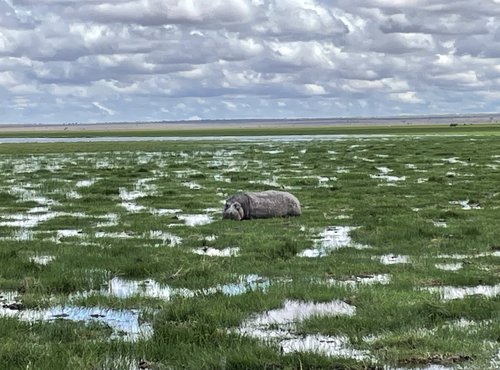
[239,194,250,220]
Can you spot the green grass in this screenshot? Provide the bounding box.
[0,132,498,369]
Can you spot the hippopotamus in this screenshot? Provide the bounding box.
[222,190,301,221]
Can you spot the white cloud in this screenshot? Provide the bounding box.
[1,0,500,123]
[92,101,116,115]
[389,91,424,104]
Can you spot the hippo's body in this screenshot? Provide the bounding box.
[223,190,301,221]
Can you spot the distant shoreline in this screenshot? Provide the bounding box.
[1,113,500,133]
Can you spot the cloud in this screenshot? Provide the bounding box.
[389,91,424,104]
[92,101,116,115]
[1,0,500,123]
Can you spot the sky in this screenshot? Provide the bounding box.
[1,0,500,124]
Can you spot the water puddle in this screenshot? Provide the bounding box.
[148,230,182,247]
[433,220,448,228]
[317,176,336,188]
[0,211,60,228]
[203,235,217,242]
[0,275,272,341]
[449,200,481,210]
[95,213,120,227]
[298,226,369,258]
[234,300,368,359]
[8,185,56,206]
[182,182,202,190]
[213,174,231,183]
[95,231,134,239]
[66,190,82,199]
[121,202,147,213]
[192,247,240,257]
[335,214,351,220]
[326,274,392,287]
[242,300,356,327]
[119,188,148,202]
[75,179,97,188]
[149,208,182,216]
[424,284,500,300]
[175,214,213,227]
[87,274,269,301]
[370,167,406,182]
[0,293,152,341]
[377,254,410,265]
[357,157,375,163]
[434,263,463,271]
[213,275,270,296]
[97,277,193,300]
[249,176,288,188]
[442,157,467,165]
[436,251,500,259]
[119,179,157,213]
[29,255,55,265]
[56,229,84,242]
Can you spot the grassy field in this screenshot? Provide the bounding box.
[0,131,499,369]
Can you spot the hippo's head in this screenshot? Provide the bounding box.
[223,201,245,220]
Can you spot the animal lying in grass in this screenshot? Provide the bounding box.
[223,190,301,221]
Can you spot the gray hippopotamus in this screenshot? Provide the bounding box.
[222,190,301,221]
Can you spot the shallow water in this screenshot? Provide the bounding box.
[378,254,410,265]
[235,299,368,359]
[434,263,463,271]
[98,277,193,300]
[424,284,500,300]
[75,179,97,188]
[175,214,213,227]
[86,274,269,301]
[0,211,60,228]
[0,297,152,341]
[29,255,55,265]
[370,166,406,182]
[326,274,392,287]
[95,231,133,239]
[449,200,481,210]
[148,230,182,247]
[0,134,399,144]
[182,181,202,189]
[192,247,240,257]
[433,220,448,228]
[214,274,270,296]
[436,251,500,259]
[0,275,271,341]
[298,226,368,257]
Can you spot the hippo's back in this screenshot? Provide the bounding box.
[246,190,301,219]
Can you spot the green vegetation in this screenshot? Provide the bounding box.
[0,132,499,369]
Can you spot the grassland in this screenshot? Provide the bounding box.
[0,129,499,369]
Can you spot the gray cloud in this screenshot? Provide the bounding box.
[1,0,500,123]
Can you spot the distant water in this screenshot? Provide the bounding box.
[0,135,398,144]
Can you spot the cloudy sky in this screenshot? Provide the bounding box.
[1,0,500,124]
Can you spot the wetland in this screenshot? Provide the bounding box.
[0,131,499,369]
